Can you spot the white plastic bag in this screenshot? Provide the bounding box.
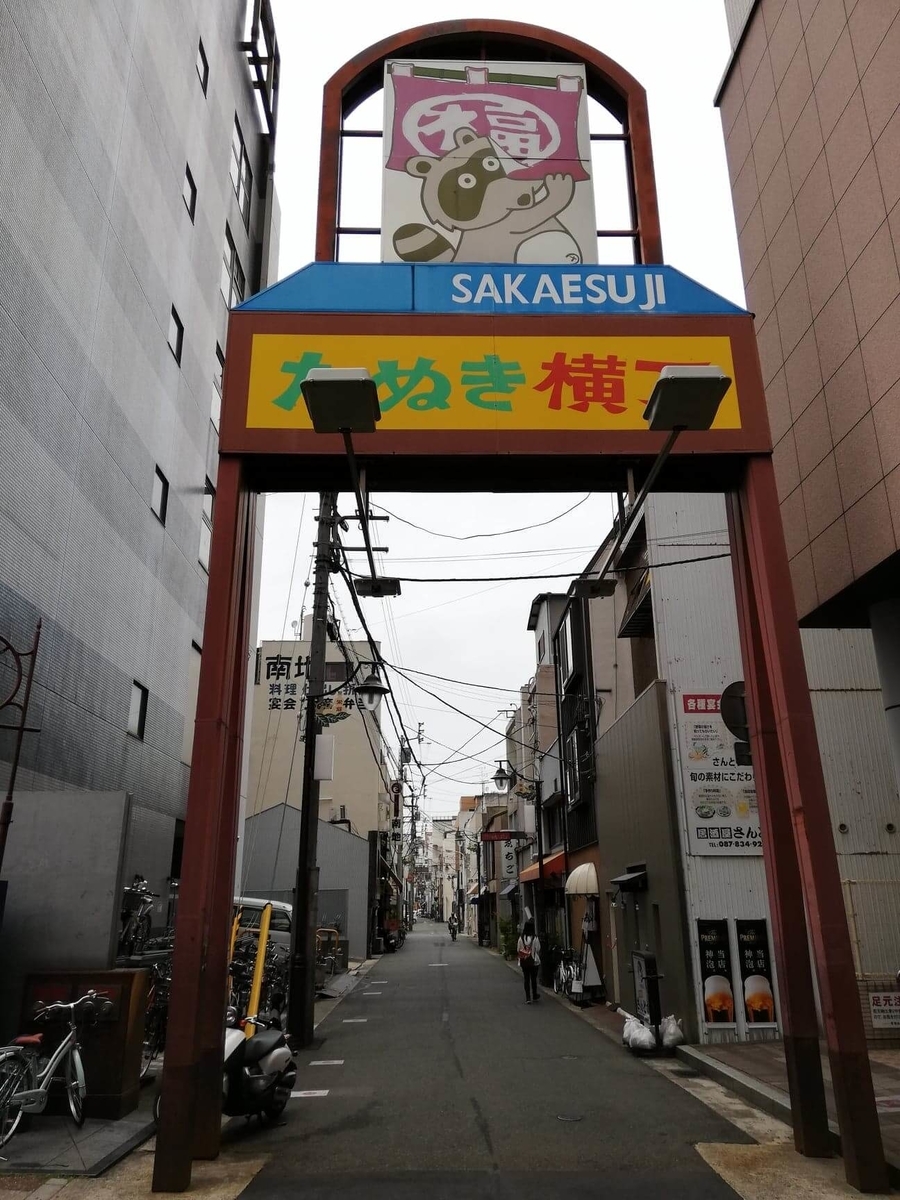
[629,1022,657,1053]
[622,1015,640,1046]
[661,1014,685,1050]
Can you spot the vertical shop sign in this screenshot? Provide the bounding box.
[697,919,735,1026]
[679,692,760,857]
[382,59,596,266]
[735,919,777,1026]
[501,838,517,881]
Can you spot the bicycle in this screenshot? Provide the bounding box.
[0,991,110,1147]
[141,959,171,1079]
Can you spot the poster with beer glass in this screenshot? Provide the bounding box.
[735,919,776,1025]
[697,919,735,1026]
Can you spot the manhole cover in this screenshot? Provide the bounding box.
[556,1114,584,1122]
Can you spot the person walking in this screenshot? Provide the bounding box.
[517,919,541,1004]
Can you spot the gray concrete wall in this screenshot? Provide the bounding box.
[0,791,130,1038]
[0,0,274,902]
[595,683,697,1039]
[241,806,370,960]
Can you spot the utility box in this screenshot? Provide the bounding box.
[20,969,149,1119]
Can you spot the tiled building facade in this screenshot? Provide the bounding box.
[0,1,278,909]
[718,0,900,792]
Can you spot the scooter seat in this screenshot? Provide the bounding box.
[242,1029,285,1066]
[13,1034,42,1046]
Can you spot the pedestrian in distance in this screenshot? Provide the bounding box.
[517,919,541,1004]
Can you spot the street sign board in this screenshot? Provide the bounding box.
[481,829,531,841]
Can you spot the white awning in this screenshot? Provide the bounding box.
[565,862,600,896]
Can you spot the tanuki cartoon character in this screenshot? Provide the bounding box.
[392,127,582,265]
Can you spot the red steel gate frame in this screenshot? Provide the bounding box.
[152,22,888,1193]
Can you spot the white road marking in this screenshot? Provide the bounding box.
[428,963,448,967]
[291,1090,329,1098]
[343,1018,367,1023]
[442,1012,449,1022]
[309,1059,344,1066]
[363,991,382,995]
[367,979,388,984]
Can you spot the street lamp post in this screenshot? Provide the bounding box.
[493,762,550,985]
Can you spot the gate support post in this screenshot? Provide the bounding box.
[152,456,255,1193]
[735,455,888,1193]
[727,484,830,1158]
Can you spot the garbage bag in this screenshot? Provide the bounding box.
[661,1014,685,1050]
[622,1015,640,1046]
[628,1022,657,1053]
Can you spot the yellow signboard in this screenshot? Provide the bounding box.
[245,333,741,431]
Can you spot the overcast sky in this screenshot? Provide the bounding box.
[258,0,744,817]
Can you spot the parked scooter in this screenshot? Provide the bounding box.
[153,1010,296,1125]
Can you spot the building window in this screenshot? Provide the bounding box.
[230,117,252,230]
[557,613,573,685]
[151,466,169,524]
[183,164,197,221]
[538,632,546,663]
[212,343,225,429]
[167,306,184,364]
[129,681,149,739]
[199,478,214,571]
[196,38,208,94]
[220,226,245,309]
[565,729,579,806]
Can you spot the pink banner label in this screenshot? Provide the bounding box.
[387,70,589,182]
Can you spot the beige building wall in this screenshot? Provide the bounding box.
[718,0,900,625]
[247,638,386,837]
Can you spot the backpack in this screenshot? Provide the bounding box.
[517,936,533,963]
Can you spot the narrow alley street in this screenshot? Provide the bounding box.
[232,922,750,1200]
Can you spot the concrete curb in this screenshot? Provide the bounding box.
[675,1044,900,1186]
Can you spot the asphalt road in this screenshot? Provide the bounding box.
[234,921,749,1199]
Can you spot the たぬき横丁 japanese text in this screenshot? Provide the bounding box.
[244,333,741,432]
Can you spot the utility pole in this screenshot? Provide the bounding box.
[287,491,336,1046]
[534,778,550,986]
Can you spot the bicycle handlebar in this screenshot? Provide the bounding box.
[34,990,109,1019]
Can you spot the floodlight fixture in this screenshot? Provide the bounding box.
[354,576,402,598]
[643,365,732,432]
[300,367,381,434]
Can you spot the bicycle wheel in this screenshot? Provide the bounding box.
[66,1047,86,1127]
[133,914,151,955]
[141,1009,163,1079]
[0,1050,29,1147]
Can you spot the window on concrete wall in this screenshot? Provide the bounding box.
[324,663,349,683]
[199,479,214,571]
[181,643,202,763]
[211,343,224,429]
[220,225,245,309]
[183,164,197,220]
[167,306,184,364]
[230,116,253,230]
[196,38,209,94]
[151,466,169,524]
[129,681,149,739]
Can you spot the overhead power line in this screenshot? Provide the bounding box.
[370,494,592,540]
[348,551,731,584]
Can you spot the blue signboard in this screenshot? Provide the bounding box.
[238,262,746,318]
